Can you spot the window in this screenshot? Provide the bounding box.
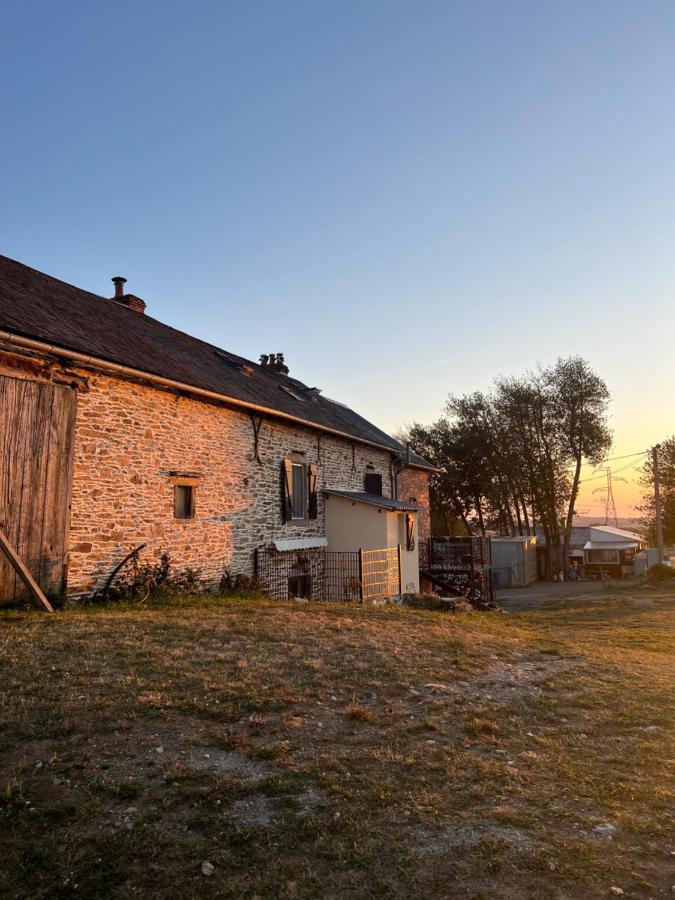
[174,484,195,520]
[587,548,619,564]
[291,463,307,519]
[406,513,415,551]
[282,460,318,522]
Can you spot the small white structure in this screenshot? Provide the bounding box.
[323,490,420,594]
[582,525,645,577]
[491,535,538,587]
[643,547,675,569]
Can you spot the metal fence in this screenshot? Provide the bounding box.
[419,535,492,570]
[255,546,401,603]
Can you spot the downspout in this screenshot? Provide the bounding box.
[392,443,412,500]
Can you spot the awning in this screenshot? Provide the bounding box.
[271,537,328,552]
[323,490,420,512]
[583,540,639,551]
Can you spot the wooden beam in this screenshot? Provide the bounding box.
[0,527,54,612]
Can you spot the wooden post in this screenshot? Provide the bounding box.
[358,548,364,603]
[0,527,54,612]
[397,544,402,596]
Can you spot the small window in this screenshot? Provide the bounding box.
[291,463,307,519]
[174,484,195,520]
[406,513,415,551]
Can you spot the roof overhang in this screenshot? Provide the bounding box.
[583,540,639,551]
[271,537,328,552]
[401,458,439,473]
[0,330,405,458]
[323,489,420,512]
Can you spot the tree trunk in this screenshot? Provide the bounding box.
[513,497,523,536]
[475,494,485,536]
[452,498,471,536]
[519,494,531,535]
[563,455,582,578]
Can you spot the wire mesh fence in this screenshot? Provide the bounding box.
[255,546,401,603]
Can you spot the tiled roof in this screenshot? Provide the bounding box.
[0,255,433,468]
[323,490,421,511]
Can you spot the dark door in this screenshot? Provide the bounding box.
[0,374,77,603]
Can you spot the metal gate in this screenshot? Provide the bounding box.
[0,375,77,603]
[360,547,401,602]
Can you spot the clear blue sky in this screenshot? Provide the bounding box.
[3,1,675,512]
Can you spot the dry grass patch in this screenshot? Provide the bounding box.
[0,591,673,898]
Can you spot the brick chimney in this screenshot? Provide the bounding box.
[259,352,289,375]
[111,276,147,314]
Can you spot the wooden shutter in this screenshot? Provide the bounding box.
[364,473,383,496]
[281,460,293,522]
[308,463,318,519]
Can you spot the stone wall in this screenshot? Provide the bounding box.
[396,466,431,545]
[67,370,394,596]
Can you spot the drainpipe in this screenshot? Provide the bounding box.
[392,442,412,499]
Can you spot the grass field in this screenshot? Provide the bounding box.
[0,589,673,899]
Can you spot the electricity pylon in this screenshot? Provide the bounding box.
[592,467,627,527]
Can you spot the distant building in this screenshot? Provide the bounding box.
[491,536,538,587]
[537,525,645,579]
[636,546,675,572]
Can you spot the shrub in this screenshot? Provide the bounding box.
[647,563,675,585]
[99,550,205,603]
[219,570,270,600]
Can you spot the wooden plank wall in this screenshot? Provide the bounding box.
[0,374,77,603]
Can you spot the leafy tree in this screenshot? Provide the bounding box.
[547,357,612,574]
[402,357,612,577]
[403,421,471,535]
[638,438,675,545]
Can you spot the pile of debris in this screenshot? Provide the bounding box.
[400,593,501,613]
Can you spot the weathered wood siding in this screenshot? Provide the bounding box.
[0,374,77,603]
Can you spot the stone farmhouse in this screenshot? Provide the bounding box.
[0,256,433,604]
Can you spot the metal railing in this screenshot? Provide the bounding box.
[419,536,494,603]
[419,535,492,570]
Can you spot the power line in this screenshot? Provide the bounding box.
[578,449,649,470]
[578,457,646,485]
[596,449,650,463]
